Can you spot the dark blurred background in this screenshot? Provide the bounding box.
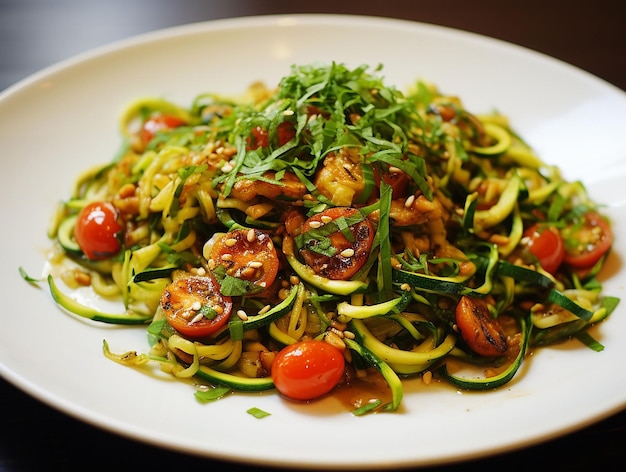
[1,0,624,92]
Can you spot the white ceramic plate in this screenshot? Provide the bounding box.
[1,14,625,470]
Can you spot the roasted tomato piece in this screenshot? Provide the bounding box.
[208,228,280,293]
[247,121,295,150]
[298,207,374,280]
[455,296,508,357]
[160,274,232,338]
[373,165,410,199]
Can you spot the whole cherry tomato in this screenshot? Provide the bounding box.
[523,223,564,275]
[140,114,187,146]
[74,201,122,260]
[271,340,345,401]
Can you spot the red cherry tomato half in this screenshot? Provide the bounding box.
[271,340,345,401]
[74,202,122,260]
[299,207,374,280]
[208,228,280,294]
[140,114,187,146]
[247,121,295,150]
[276,121,296,146]
[160,275,232,339]
[247,125,269,150]
[373,166,410,199]
[562,211,613,269]
[523,224,564,275]
[455,296,508,357]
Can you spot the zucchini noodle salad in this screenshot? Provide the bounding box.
[35,62,619,415]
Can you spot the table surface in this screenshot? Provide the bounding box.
[1,1,624,470]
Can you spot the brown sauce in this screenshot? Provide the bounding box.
[332,368,393,412]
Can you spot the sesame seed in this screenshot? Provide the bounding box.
[225,238,237,247]
[340,248,355,258]
[308,220,322,229]
[247,229,256,242]
[404,194,415,208]
[320,215,333,224]
[236,309,248,321]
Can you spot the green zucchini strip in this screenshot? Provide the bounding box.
[344,338,403,412]
[547,289,594,321]
[196,365,274,392]
[471,123,512,156]
[437,316,531,390]
[336,290,411,319]
[285,251,369,295]
[350,319,456,368]
[48,275,153,324]
[228,283,300,340]
[473,171,522,232]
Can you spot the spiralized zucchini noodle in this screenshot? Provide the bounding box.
[45,62,618,413]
